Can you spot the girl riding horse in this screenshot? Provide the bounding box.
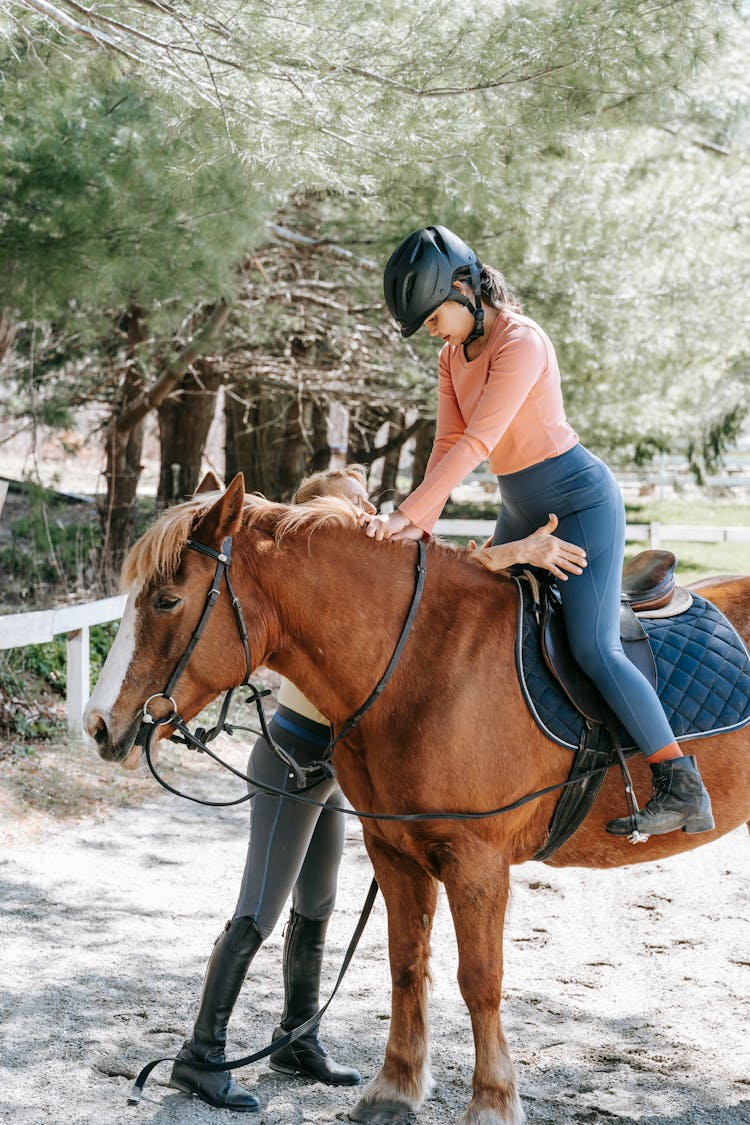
[366,225,714,840]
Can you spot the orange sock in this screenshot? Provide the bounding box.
[648,741,684,764]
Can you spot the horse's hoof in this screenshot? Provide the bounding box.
[348,1096,413,1123]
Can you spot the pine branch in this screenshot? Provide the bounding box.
[19,0,143,62]
[657,124,733,157]
[339,58,581,98]
[268,224,379,269]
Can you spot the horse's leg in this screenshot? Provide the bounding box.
[349,832,437,1124]
[442,845,524,1125]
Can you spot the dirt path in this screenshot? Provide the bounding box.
[1,746,748,1125]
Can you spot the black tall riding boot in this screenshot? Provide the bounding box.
[606,754,715,837]
[269,910,361,1086]
[169,916,262,1112]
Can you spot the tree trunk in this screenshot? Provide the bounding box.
[411,416,436,490]
[97,300,231,590]
[225,380,329,500]
[156,360,223,506]
[98,308,147,591]
[347,405,390,483]
[377,408,406,506]
[0,308,15,364]
[309,399,331,473]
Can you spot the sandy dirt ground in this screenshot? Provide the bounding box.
[1,738,748,1125]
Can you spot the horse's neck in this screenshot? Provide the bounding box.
[260,534,418,727]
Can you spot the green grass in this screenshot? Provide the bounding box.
[625,498,750,527]
[624,540,748,585]
[0,623,118,756]
[624,498,750,583]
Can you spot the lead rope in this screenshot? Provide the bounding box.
[127,879,379,1105]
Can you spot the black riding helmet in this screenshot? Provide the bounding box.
[383,225,484,342]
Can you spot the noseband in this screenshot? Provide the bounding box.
[138,533,427,802]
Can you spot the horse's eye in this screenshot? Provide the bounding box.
[154,593,180,612]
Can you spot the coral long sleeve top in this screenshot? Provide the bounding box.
[398,310,578,533]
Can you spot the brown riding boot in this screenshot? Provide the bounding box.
[606,755,714,837]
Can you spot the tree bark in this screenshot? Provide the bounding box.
[0,308,15,365]
[156,360,223,506]
[225,380,329,500]
[347,405,390,483]
[98,307,147,591]
[377,408,406,505]
[98,300,231,589]
[411,416,436,490]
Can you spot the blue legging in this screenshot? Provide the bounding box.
[493,443,675,758]
[232,706,345,938]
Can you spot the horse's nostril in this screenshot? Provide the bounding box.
[87,712,108,744]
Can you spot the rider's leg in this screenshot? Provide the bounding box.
[169,918,262,1112]
[552,463,713,837]
[495,446,713,837]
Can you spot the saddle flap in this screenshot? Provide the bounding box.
[540,581,657,726]
[540,583,608,725]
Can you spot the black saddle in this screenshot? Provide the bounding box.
[622,549,677,611]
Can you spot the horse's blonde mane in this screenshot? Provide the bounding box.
[121,491,359,590]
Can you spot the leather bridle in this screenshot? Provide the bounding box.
[138,533,428,803]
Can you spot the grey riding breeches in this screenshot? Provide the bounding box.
[232,705,345,938]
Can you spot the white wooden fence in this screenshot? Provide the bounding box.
[1,520,748,737]
[0,595,127,736]
[434,520,750,549]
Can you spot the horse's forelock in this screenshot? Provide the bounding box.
[119,495,213,591]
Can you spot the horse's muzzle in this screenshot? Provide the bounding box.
[87,710,142,766]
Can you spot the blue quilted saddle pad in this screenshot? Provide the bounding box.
[514,578,750,751]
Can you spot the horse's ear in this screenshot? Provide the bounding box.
[194,470,223,495]
[193,473,246,547]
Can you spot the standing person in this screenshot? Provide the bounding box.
[364,225,713,840]
[169,466,375,1113]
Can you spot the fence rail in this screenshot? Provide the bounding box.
[434,520,750,549]
[1,519,748,737]
[0,596,127,736]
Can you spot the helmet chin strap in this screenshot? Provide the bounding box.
[448,260,485,344]
[448,292,485,345]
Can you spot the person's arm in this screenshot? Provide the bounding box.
[362,349,463,542]
[422,348,465,478]
[468,515,587,581]
[399,325,548,533]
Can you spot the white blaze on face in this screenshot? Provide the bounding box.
[83,582,141,737]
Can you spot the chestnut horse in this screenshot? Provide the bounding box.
[84,475,750,1125]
